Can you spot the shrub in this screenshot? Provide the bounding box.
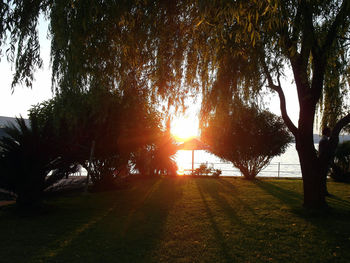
[202,103,292,179]
[192,163,222,177]
[193,163,212,176]
[212,169,222,177]
[329,141,350,183]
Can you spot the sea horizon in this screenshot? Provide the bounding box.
[175,143,303,178]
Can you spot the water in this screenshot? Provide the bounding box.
[75,143,305,178]
[174,143,303,178]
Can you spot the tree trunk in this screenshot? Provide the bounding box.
[296,133,327,208]
[295,95,329,208]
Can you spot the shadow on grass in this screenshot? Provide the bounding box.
[253,180,303,208]
[0,177,167,263]
[215,178,259,217]
[112,177,185,262]
[36,177,185,263]
[199,178,258,221]
[327,195,350,210]
[196,180,235,263]
[254,179,350,222]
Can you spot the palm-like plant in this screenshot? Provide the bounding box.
[0,117,75,207]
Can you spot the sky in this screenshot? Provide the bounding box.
[0,18,53,118]
[0,60,53,118]
[0,18,300,127]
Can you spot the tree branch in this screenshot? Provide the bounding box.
[331,113,350,140]
[321,0,350,54]
[261,57,298,137]
[337,36,350,41]
[325,113,350,159]
[299,0,315,66]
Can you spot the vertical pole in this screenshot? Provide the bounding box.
[278,162,280,178]
[85,140,95,192]
[192,149,194,174]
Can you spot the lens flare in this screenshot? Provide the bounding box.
[171,116,199,142]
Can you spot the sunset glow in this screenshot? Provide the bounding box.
[177,165,185,176]
[171,116,199,142]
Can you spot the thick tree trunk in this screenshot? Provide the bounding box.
[296,107,349,209]
[296,94,328,208]
[296,141,327,208]
[296,101,328,208]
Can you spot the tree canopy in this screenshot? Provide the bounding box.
[2,0,350,207]
[202,102,292,179]
[1,0,196,110]
[2,1,349,124]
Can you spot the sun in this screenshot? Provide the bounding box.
[171,116,199,142]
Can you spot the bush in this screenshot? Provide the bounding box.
[329,141,350,183]
[202,103,292,179]
[192,163,222,177]
[212,169,222,177]
[30,89,170,191]
[193,163,212,176]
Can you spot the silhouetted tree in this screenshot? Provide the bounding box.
[202,103,292,179]
[0,117,76,207]
[329,141,350,182]
[3,1,350,207]
[29,88,172,190]
[131,120,178,176]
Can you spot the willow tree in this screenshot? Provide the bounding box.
[188,0,350,208]
[1,1,350,208]
[0,0,193,108]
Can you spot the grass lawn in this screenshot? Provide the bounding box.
[1,177,350,263]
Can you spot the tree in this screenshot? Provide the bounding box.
[202,103,292,179]
[131,120,179,176]
[2,1,350,207]
[0,0,190,109]
[0,117,77,207]
[191,1,350,208]
[30,88,166,190]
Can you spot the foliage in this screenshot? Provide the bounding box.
[193,163,213,176]
[131,124,179,176]
[329,141,350,182]
[2,1,350,207]
[212,169,222,177]
[29,88,167,190]
[2,1,350,138]
[0,0,193,110]
[192,0,350,206]
[192,163,222,177]
[192,0,350,128]
[202,103,292,179]
[0,116,76,207]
